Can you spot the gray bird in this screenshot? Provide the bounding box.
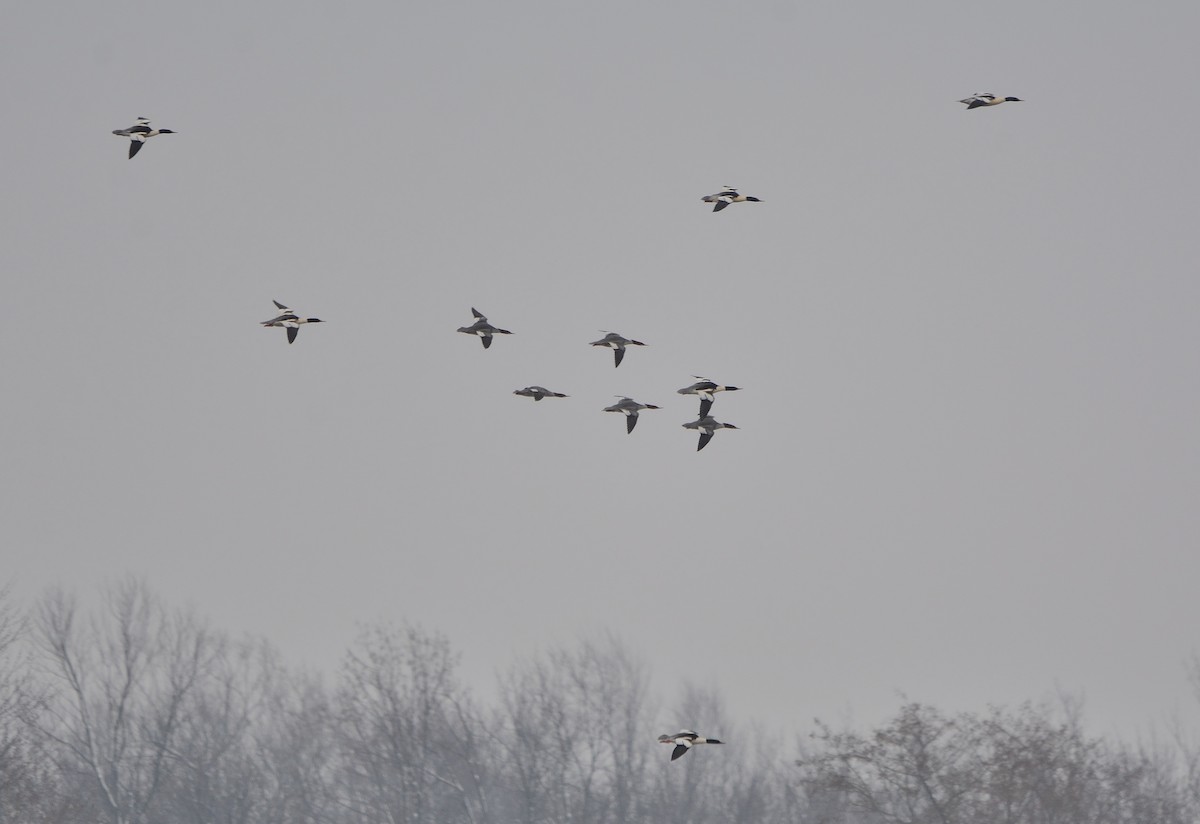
[261,300,323,344]
[590,331,645,368]
[959,93,1022,109]
[658,730,724,761]
[514,386,568,401]
[682,415,738,451]
[112,117,176,159]
[603,396,660,434]
[677,376,741,417]
[701,186,761,213]
[458,308,512,349]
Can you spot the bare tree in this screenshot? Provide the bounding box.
[798,701,988,824]
[253,662,338,824]
[798,698,1200,824]
[334,622,489,824]
[156,634,280,824]
[0,582,64,824]
[494,633,653,824]
[32,579,217,824]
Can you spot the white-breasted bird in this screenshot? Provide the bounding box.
[677,376,741,417]
[112,117,176,159]
[682,415,739,452]
[603,396,660,434]
[457,308,512,349]
[658,730,724,761]
[590,331,645,368]
[701,186,762,213]
[959,93,1022,109]
[514,386,568,401]
[261,300,323,344]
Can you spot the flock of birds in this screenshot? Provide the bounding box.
[108,110,775,453]
[113,93,1021,753]
[111,92,1021,454]
[257,299,744,451]
[453,306,744,451]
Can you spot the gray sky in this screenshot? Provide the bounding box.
[3,0,1199,738]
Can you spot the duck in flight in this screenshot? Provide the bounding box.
[683,415,739,451]
[603,396,660,434]
[590,331,645,367]
[514,386,568,401]
[677,377,740,417]
[658,730,724,761]
[458,308,513,349]
[261,300,323,344]
[701,186,762,213]
[112,117,176,159]
[959,93,1022,109]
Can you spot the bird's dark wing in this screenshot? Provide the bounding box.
[671,744,689,761]
[287,326,298,344]
[712,199,730,212]
[626,414,638,434]
[697,432,713,451]
[699,398,713,417]
[128,140,144,159]
[481,335,492,349]
[613,348,625,368]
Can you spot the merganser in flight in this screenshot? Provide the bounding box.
[701,186,761,213]
[590,331,645,368]
[959,93,1022,109]
[603,396,660,434]
[112,117,176,159]
[658,730,723,761]
[513,386,568,401]
[682,415,739,451]
[677,377,741,417]
[457,308,512,349]
[261,300,323,344]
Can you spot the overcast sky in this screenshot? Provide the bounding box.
[3,0,1199,738]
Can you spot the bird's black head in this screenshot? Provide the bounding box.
[726,386,740,392]
[723,423,739,430]
[746,196,761,202]
[306,318,323,323]
[1004,97,1022,102]
[159,129,176,134]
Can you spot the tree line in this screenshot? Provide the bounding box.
[1,579,1197,824]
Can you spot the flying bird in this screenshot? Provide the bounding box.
[513,386,568,401]
[959,93,1022,109]
[603,396,660,434]
[457,308,512,349]
[261,300,323,344]
[701,186,762,213]
[658,730,724,761]
[682,415,739,452]
[677,376,741,417]
[112,117,176,159]
[590,331,645,368]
